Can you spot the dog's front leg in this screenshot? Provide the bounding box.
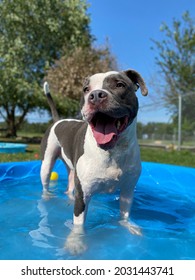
[65,175,89,255]
[119,185,142,236]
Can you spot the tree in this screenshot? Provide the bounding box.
[45,45,118,117]
[0,0,91,137]
[151,11,195,129]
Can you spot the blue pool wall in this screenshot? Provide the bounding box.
[0,143,27,154]
[0,160,195,188]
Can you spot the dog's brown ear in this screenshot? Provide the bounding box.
[123,69,148,96]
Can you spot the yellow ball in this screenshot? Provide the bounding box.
[50,171,59,181]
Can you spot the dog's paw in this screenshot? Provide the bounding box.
[42,190,55,200]
[65,231,87,255]
[119,220,142,236]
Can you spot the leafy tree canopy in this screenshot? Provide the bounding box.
[0,0,91,136]
[151,11,195,129]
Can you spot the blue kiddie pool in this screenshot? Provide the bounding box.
[0,142,27,153]
[0,160,194,260]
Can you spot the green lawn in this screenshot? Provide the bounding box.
[140,147,195,168]
[0,143,195,168]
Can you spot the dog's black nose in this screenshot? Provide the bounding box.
[88,90,108,104]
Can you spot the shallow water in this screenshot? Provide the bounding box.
[0,161,195,260]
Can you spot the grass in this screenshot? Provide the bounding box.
[140,147,195,168]
[0,141,194,168]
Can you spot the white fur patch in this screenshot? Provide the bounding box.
[61,148,74,170]
[62,119,84,122]
[76,126,123,195]
[89,71,119,91]
[73,213,85,226]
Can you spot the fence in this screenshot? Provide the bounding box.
[138,132,195,151]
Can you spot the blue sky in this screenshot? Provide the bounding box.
[88,0,195,123]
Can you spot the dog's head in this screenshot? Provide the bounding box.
[81,69,148,149]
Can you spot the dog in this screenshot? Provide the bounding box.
[40,69,148,254]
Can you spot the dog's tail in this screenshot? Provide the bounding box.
[43,81,60,122]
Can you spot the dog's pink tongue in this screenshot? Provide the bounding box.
[93,119,117,145]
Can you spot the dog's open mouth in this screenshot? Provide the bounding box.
[89,112,129,149]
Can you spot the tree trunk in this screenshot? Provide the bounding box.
[6,109,17,138]
[7,108,29,138]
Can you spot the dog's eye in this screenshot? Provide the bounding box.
[83,86,90,93]
[116,82,125,88]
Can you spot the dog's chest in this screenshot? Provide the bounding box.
[76,143,126,194]
[75,126,140,195]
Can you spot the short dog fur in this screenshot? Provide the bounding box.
[41,69,148,254]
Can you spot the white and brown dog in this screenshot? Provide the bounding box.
[40,69,148,254]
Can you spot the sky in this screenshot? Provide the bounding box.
[88,0,195,123]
